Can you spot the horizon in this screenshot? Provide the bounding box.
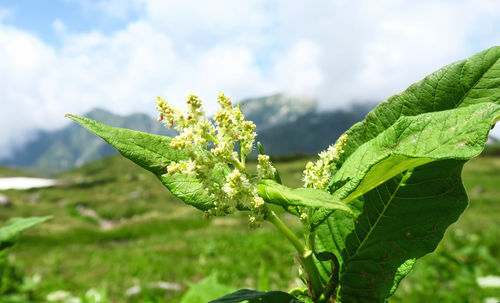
[1,1,500,157]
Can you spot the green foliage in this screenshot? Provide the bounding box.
[1,155,499,302]
[179,274,236,303]
[312,46,500,302]
[67,46,500,302]
[256,180,352,214]
[2,108,174,175]
[0,217,50,302]
[0,217,52,253]
[65,114,228,211]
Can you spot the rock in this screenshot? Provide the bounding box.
[25,193,42,202]
[127,191,142,200]
[148,281,181,291]
[0,194,11,207]
[470,185,485,195]
[125,286,141,297]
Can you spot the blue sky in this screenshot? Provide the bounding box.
[0,0,499,157]
[0,1,141,44]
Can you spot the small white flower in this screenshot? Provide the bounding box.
[157,93,272,224]
[257,154,276,179]
[303,134,348,189]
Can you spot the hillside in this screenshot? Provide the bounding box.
[257,103,373,155]
[240,94,317,130]
[0,109,175,175]
[0,165,37,177]
[1,154,499,302]
[0,94,372,173]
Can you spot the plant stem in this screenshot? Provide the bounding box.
[320,256,340,301]
[231,157,245,171]
[267,210,305,254]
[266,210,323,300]
[239,143,246,168]
[305,209,316,250]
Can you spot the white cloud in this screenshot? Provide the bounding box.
[271,40,323,95]
[0,24,56,156]
[52,19,66,33]
[1,0,500,156]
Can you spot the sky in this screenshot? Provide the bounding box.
[0,0,499,157]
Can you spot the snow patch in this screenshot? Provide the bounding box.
[0,177,58,190]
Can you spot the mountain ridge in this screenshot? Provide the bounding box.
[0,94,374,174]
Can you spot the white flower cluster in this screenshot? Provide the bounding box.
[157,93,276,224]
[303,134,348,190]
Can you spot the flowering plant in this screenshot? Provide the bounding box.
[68,46,500,302]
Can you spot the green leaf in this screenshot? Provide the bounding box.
[66,114,229,211]
[313,47,500,302]
[0,217,52,252]
[333,102,499,204]
[339,46,500,165]
[0,216,51,293]
[180,274,236,303]
[312,102,500,228]
[256,180,353,215]
[208,289,303,303]
[312,47,500,226]
[389,258,416,296]
[317,160,468,302]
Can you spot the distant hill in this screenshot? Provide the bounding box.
[483,134,500,156]
[256,103,374,155]
[240,94,317,130]
[0,109,174,175]
[0,165,38,178]
[238,94,374,155]
[0,95,374,174]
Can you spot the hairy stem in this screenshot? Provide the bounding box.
[267,210,305,253]
[266,210,323,300]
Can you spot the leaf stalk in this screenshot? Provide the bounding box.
[266,209,323,300]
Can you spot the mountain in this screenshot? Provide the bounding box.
[256,103,374,156]
[0,95,373,174]
[240,94,317,130]
[1,109,174,175]
[239,95,374,155]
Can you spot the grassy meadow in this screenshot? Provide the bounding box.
[0,155,499,302]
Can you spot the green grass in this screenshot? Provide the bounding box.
[1,155,499,302]
[0,166,39,178]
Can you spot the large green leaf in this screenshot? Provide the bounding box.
[66,114,229,211]
[256,180,353,215]
[311,47,500,227]
[332,102,498,204]
[313,47,500,302]
[312,102,500,228]
[317,160,468,302]
[339,46,500,164]
[208,289,303,303]
[0,217,51,252]
[313,47,500,226]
